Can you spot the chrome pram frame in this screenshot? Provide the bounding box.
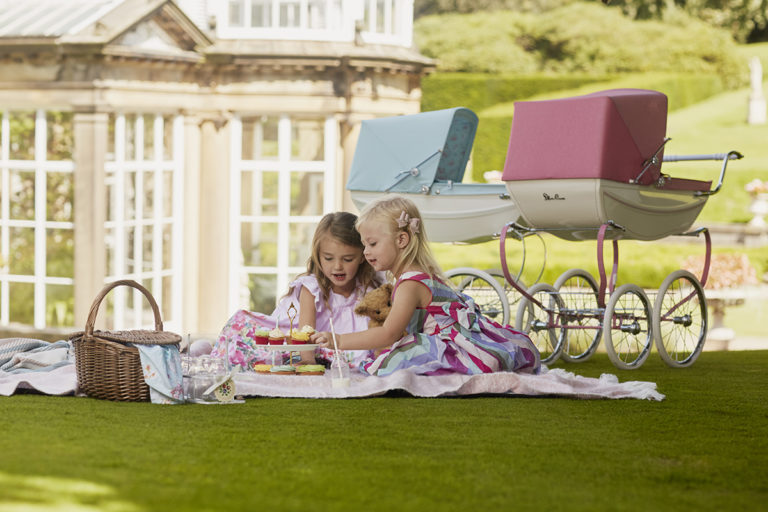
[501,149,743,369]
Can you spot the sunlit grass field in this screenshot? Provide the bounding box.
[1,351,766,512]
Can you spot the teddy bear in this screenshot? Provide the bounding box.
[354,283,407,356]
[355,283,394,328]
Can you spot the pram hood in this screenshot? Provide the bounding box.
[502,89,667,186]
[346,107,478,193]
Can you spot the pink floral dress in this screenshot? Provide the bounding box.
[362,272,541,376]
[212,274,375,369]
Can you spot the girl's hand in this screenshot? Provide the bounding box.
[311,331,333,349]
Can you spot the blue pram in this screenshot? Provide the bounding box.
[347,107,519,243]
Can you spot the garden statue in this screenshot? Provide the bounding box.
[748,56,766,125]
[746,178,768,228]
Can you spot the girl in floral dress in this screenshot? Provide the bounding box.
[311,195,540,376]
[212,212,382,369]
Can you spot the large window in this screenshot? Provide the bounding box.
[0,110,75,329]
[217,0,413,45]
[230,115,336,314]
[226,0,341,31]
[361,0,412,45]
[104,113,183,331]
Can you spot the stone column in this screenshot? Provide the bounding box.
[340,116,362,213]
[182,112,202,333]
[748,56,766,125]
[72,109,108,326]
[197,113,231,334]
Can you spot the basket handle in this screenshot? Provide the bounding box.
[85,279,163,337]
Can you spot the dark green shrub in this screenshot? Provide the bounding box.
[415,10,541,74]
[414,3,746,89]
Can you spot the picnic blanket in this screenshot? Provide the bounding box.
[234,368,665,401]
[1,338,664,401]
[0,338,72,372]
[0,338,77,395]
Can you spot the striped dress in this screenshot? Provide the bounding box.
[362,272,541,376]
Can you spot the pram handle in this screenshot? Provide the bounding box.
[663,150,743,197]
[662,151,743,162]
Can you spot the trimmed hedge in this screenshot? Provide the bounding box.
[420,73,613,113]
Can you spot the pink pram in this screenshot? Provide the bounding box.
[499,89,742,369]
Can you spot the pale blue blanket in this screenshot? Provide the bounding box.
[0,338,72,373]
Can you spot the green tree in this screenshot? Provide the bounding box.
[611,0,768,42]
[414,0,768,42]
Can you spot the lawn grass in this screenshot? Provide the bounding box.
[1,351,766,511]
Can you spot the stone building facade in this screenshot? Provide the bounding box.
[0,0,432,336]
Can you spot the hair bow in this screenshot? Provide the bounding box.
[397,210,420,234]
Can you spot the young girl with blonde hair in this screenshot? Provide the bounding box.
[311,194,540,376]
[213,212,381,369]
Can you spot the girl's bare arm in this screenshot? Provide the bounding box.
[297,286,317,328]
[312,280,429,351]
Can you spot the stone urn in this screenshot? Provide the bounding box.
[748,193,768,228]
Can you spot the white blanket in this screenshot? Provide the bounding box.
[234,367,665,401]
[1,366,664,400]
[0,364,77,396]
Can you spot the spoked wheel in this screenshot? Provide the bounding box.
[653,270,707,368]
[445,267,510,325]
[487,269,527,315]
[553,269,603,363]
[603,284,653,370]
[515,283,564,364]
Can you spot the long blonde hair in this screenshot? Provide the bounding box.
[356,194,443,280]
[289,212,379,303]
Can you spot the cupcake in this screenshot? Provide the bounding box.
[296,364,325,376]
[289,330,311,345]
[251,363,272,374]
[299,325,316,335]
[268,327,286,345]
[270,364,296,375]
[253,328,270,345]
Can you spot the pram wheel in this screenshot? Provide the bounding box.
[445,267,510,325]
[553,269,603,362]
[653,270,707,368]
[487,269,527,313]
[603,284,653,370]
[515,283,564,364]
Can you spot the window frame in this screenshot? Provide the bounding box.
[104,112,184,332]
[0,109,75,329]
[229,114,337,313]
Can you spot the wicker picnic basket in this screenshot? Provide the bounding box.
[70,279,181,402]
